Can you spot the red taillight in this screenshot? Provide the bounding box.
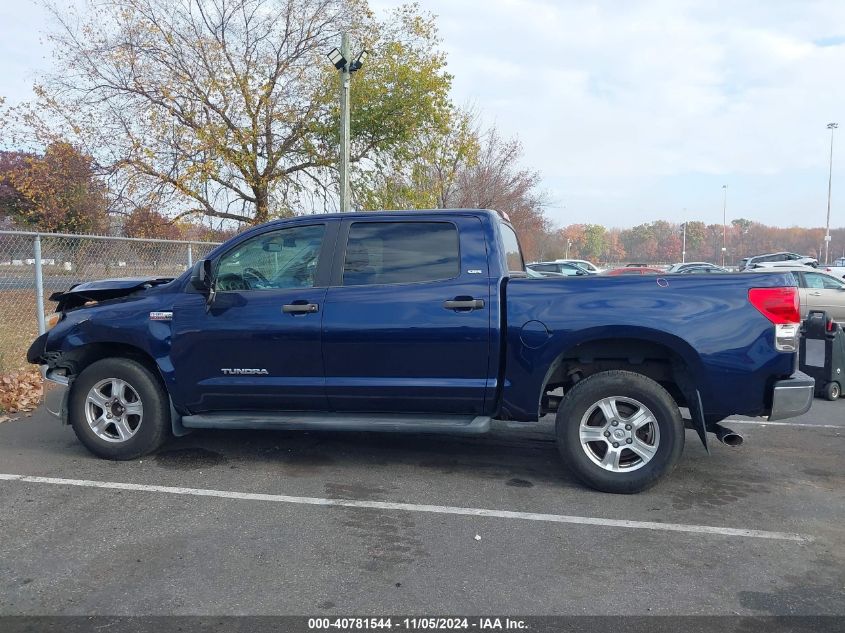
[748,287,800,324]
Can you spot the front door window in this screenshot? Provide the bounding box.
[216,224,325,291]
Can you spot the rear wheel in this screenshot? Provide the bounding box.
[824,381,840,401]
[556,370,685,493]
[69,358,170,460]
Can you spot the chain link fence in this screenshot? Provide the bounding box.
[0,231,221,373]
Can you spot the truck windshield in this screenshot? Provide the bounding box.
[501,224,525,273]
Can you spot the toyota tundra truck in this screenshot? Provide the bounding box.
[27,210,814,493]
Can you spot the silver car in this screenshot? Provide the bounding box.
[768,267,845,324]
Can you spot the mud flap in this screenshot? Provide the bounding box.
[689,389,710,454]
[170,398,192,437]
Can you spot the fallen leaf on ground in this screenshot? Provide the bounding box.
[0,368,43,414]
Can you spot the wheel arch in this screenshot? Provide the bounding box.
[55,341,187,436]
[538,329,707,416]
[57,342,165,386]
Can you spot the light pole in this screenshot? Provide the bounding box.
[721,185,728,266]
[565,239,572,259]
[681,221,687,263]
[825,122,838,265]
[327,35,368,212]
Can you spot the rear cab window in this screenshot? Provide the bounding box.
[500,223,525,274]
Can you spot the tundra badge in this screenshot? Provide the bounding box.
[149,311,173,321]
[221,368,270,375]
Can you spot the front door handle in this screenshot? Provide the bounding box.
[282,303,319,314]
[443,298,484,311]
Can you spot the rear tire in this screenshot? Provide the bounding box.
[824,381,840,401]
[556,370,685,494]
[68,358,171,460]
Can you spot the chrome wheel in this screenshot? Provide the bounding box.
[85,378,143,443]
[578,396,660,472]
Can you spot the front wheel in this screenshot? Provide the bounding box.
[556,370,685,494]
[824,381,840,401]
[68,357,171,460]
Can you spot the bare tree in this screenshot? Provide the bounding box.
[15,0,451,225]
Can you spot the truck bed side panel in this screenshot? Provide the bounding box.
[502,272,797,421]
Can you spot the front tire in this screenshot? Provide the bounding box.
[824,381,840,401]
[68,358,171,460]
[556,370,685,494]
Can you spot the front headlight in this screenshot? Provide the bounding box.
[45,312,63,330]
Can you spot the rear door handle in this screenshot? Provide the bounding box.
[282,303,319,314]
[809,292,822,296]
[443,298,484,311]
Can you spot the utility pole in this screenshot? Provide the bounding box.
[566,240,571,259]
[339,34,351,212]
[681,220,687,263]
[327,35,367,212]
[721,185,728,266]
[825,122,838,265]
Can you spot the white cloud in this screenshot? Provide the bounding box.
[383,0,845,227]
[4,0,845,228]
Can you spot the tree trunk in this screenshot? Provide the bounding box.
[253,186,268,225]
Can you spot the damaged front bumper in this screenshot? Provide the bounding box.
[29,333,70,421]
[40,365,70,421]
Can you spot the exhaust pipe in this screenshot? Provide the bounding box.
[713,424,744,447]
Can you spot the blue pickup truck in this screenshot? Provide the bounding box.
[27,210,814,492]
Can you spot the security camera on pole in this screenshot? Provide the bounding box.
[327,35,368,212]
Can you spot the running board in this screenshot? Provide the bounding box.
[181,412,492,435]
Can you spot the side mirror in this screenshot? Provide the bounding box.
[191,259,211,293]
[190,259,213,293]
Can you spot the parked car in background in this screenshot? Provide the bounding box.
[741,252,818,270]
[527,261,593,276]
[666,261,722,273]
[674,264,729,274]
[558,259,603,274]
[819,258,845,280]
[605,266,665,275]
[764,267,845,325]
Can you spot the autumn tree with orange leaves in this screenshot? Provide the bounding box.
[0,143,107,233]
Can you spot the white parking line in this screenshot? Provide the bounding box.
[725,419,842,429]
[0,473,811,543]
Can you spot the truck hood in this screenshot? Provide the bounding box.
[50,277,174,310]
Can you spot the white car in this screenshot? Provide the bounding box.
[557,259,603,274]
[740,252,818,270]
[820,257,845,280]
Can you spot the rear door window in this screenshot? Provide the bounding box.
[342,222,459,286]
[804,273,828,289]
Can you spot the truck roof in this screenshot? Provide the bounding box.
[264,209,502,224]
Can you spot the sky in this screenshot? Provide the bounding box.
[2,0,845,229]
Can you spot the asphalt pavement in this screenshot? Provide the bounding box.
[0,400,843,616]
